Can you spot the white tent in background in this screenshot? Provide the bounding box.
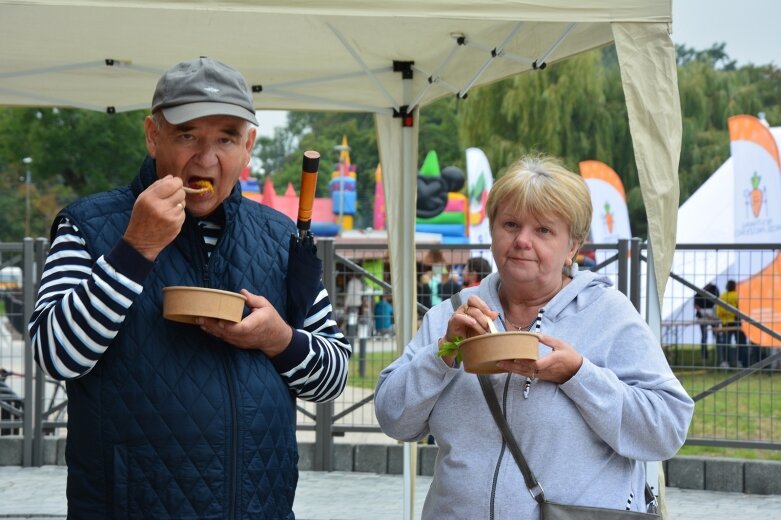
[663,125,781,343]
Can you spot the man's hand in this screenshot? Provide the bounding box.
[197,289,293,358]
[124,175,187,261]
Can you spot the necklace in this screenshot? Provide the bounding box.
[497,281,539,331]
[503,315,537,331]
[497,276,566,332]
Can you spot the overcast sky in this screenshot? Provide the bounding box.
[256,1,781,138]
[671,0,780,67]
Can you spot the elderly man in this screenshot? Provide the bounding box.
[28,57,350,519]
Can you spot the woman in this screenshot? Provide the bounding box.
[375,155,693,519]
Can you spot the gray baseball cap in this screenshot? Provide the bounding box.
[152,57,258,125]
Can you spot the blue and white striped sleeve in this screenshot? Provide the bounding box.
[271,285,352,403]
[28,219,153,380]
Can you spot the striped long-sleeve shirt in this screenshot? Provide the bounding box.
[28,218,351,403]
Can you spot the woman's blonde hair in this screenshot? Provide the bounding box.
[486,155,592,247]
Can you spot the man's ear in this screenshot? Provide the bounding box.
[245,126,257,153]
[144,116,159,158]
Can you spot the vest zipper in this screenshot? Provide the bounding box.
[222,353,239,519]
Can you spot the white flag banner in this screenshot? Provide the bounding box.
[579,160,632,243]
[466,147,494,248]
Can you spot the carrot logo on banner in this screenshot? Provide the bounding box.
[603,202,615,234]
[579,160,631,243]
[747,171,767,218]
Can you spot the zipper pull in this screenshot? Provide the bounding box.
[523,377,532,399]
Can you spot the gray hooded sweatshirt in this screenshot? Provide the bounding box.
[375,269,693,519]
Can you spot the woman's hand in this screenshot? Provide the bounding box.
[496,333,583,384]
[196,289,293,358]
[438,295,498,366]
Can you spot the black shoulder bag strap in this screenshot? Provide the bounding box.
[450,292,545,503]
[477,374,547,504]
[450,292,463,312]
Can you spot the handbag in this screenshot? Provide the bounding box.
[477,375,661,519]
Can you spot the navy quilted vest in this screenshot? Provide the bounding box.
[60,157,299,519]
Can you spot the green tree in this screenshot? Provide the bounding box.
[257,111,379,229]
[458,49,645,234]
[457,44,781,239]
[676,45,781,207]
[418,96,464,172]
[2,43,780,243]
[0,107,147,240]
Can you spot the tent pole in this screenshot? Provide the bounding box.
[400,76,418,520]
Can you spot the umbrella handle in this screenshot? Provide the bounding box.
[297,150,320,238]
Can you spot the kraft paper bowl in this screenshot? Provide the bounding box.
[460,331,539,374]
[162,286,246,324]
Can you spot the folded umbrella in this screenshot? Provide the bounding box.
[286,151,323,329]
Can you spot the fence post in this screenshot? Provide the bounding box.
[629,238,642,312]
[617,239,629,297]
[22,238,35,466]
[314,238,335,471]
[32,238,48,466]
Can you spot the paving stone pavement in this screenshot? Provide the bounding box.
[1,465,781,519]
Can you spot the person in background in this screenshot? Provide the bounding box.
[575,248,597,269]
[715,279,747,368]
[375,154,693,519]
[429,266,445,307]
[345,273,365,320]
[374,294,394,336]
[359,294,374,336]
[462,256,492,287]
[694,282,719,362]
[438,269,463,301]
[417,272,433,319]
[28,57,351,519]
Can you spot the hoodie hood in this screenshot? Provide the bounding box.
[474,268,615,329]
[542,268,614,322]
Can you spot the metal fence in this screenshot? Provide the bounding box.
[661,243,781,450]
[1,238,779,468]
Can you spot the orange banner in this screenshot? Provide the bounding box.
[729,115,781,347]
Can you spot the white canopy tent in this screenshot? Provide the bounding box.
[1,0,681,318]
[1,1,681,514]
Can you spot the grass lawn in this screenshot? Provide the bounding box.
[348,350,398,390]
[349,344,781,460]
[671,344,781,461]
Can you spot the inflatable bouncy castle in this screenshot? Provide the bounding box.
[415,150,469,244]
